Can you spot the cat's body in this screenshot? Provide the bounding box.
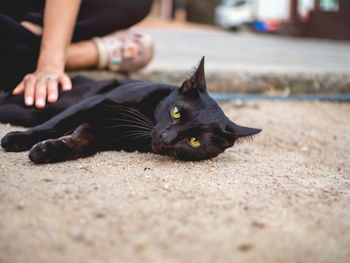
[0,58,261,163]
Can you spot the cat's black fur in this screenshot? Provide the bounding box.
[0,58,261,163]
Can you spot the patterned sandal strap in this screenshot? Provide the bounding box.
[93,30,154,72]
[92,37,110,69]
[93,36,123,71]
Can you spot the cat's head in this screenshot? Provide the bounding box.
[152,57,261,161]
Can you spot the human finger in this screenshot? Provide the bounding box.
[13,82,25,95]
[58,74,72,91]
[24,76,36,106]
[34,77,47,108]
[47,78,59,103]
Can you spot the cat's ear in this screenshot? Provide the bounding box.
[179,57,207,95]
[191,56,207,92]
[226,121,262,138]
[221,121,261,148]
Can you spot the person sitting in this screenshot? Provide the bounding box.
[0,0,154,108]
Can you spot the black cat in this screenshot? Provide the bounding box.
[0,58,261,163]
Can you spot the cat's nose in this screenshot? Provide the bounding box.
[160,129,176,145]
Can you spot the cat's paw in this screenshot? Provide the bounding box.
[29,139,71,164]
[1,131,35,152]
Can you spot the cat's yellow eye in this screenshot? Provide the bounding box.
[171,106,181,119]
[190,137,201,147]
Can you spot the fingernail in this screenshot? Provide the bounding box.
[26,97,33,105]
[37,99,45,107]
[48,94,56,101]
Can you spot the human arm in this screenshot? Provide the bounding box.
[13,0,82,108]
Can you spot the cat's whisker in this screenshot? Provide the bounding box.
[113,132,151,146]
[113,129,151,138]
[103,105,154,127]
[118,109,155,128]
[107,109,154,130]
[119,115,153,129]
[121,131,151,137]
[113,106,154,125]
[104,124,152,131]
[116,105,155,126]
[114,134,149,142]
[105,104,155,127]
[121,105,155,126]
[110,114,153,128]
[104,117,153,130]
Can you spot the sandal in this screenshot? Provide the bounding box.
[92,29,154,72]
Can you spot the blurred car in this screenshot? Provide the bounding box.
[215,0,254,30]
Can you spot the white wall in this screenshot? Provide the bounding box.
[253,0,314,21]
[298,0,314,18]
[254,0,290,20]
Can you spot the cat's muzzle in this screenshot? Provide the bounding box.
[151,140,176,157]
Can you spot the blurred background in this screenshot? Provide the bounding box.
[76,0,350,97]
[149,0,350,41]
[132,0,350,97]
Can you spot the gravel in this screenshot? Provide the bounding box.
[0,100,349,263]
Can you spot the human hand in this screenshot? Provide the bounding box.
[13,68,72,108]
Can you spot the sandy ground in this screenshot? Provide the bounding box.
[0,100,349,263]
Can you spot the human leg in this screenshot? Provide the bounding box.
[22,0,155,71]
[1,0,154,92]
[72,0,155,71]
[66,41,99,69]
[22,0,154,41]
[0,13,41,92]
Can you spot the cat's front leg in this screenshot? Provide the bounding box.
[1,129,60,152]
[29,123,99,163]
[2,96,107,152]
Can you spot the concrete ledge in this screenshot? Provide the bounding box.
[68,70,350,95]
